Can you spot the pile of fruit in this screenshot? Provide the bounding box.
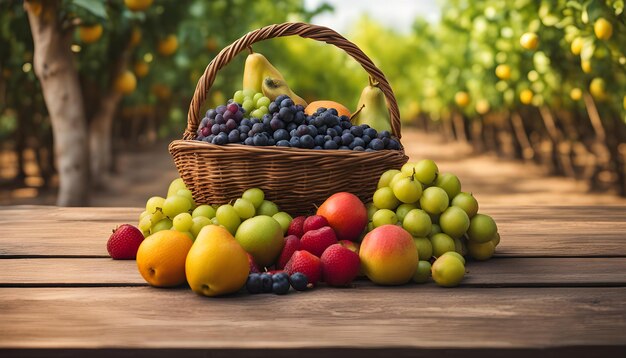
[106,158,501,297]
[194,51,399,151]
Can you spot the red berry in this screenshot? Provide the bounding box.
[287,216,306,238]
[284,250,322,286]
[302,215,329,233]
[106,224,144,260]
[277,235,300,269]
[247,253,262,274]
[300,226,338,257]
[321,244,361,286]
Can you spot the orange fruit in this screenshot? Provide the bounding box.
[114,70,137,94]
[79,24,103,44]
[130,27,142,47]
[454,91,470,107]
[520,89,533,105]
[157,35,178,56]
[134,61,149,78]
[570,88,582,101]
[475,99,490,114]
[137,230,193,287]
[589,78,607,101]
[495,64,511,80]
[124,0,153,12]
[520,32,538,50]
[305,100,351,117]
[571,37,583,55]
[581,60,592,74]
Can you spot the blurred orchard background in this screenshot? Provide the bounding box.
[1,0,625,207]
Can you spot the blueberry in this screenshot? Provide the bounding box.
[369,138,385,150]
[378,130,391,139]
[289,136,301,148]
[239,132,248,141]
[260,273,273,293]
[241,119,251,127]
[300,134,315,149]
[333,136,342,145]
[212,135,225,145]
[270,118,285,131]
[273,272,289,282]
[219,124,227,133]
[228,129,240,143]
[276,140,291,147]
[211,124,220,135]
[294,111,306,124]
[215,113,225,125]
[324,140,339,150]
[341,133,354,146]
[215,105,227,115]
[269,102,279,114]
[339,115,350,122]
[353,146,365,151]
[275,94,289,103]
[273,129,290,142]
[295,104,305,112]
[313,146,323,150]
[287,123,298,132]
[239,125,251,134]
[362,135,372,145]
[350,126,363,138]
[289,273,308,291]
[200,117,209,128]
[364,128,377,138]
[250,118,260,125]
[307,125,318,137]
[296,125,309,136]
[341,121,351,129]
[312,116,325,127]
[234,110,244,121]
[206,109,217,119]
[333,125,343,134]
[381,137,390,147]
[280,98,294,108]
[226,118,237,131]
[253,133,269,146]
[246,273,262,294]
[272,279,290,295]
[251,123,264,134]
[205,134,215,143]
[279,107,294,122]
[244,137,254,146]
[316,107,327,114]
[387,138,401,150]
[314,134,325,147]
[317,125,327,134]
[339,145,350,150]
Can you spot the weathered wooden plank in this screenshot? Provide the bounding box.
[0,287,625,351]
[1,257,625,287]
[1,206,625,257]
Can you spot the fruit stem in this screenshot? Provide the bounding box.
[247,46,254,54]
[350,104,365,121]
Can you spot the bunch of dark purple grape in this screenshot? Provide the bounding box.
[195,95,401,151]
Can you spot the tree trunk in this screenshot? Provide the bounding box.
[25,0,89,206]
[89,90,122,188]
[510,111,534,161]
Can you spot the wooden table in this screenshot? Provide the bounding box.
[1,205,625,357]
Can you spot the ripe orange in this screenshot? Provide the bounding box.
[581,60,592,74]
[124,0,153,12]
[570,88,582,101]
[570,37,583,55]
[137,230,193,287]
[594,18,613,40]
[157,35,178,56]
[114,70,137,95]
[475,99,490,114]
[495,64,511,80]
[520,32,538,50]
[79,24,103,44]
[305,100,351,117]
[134,61,149,78]
[520,89,533,105]
[589,78,607,101]
[130,27,142,47]
[454,91,470,107]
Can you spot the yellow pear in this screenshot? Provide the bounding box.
[351,80,392,132]
[261,77,307,107]
[185,225,249,297]
[242,52,286,93]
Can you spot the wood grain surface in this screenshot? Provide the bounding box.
[1,257,625,287]
[2,206,626,257]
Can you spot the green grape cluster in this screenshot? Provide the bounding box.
[366,159,501,287]
[233,89,271,119]
[138,179,293,241]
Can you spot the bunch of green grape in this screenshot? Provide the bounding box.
[366,159,501,285]
[138,179,293,241]
[233,89,271,119]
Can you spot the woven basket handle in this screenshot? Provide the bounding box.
[184,22,402,140]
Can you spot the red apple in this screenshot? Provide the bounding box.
[317,192,367,241]
[359,225,417,285]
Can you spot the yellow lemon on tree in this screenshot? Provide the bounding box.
[581,60,592,74]
[589,78,607,101]
[520,32,538,50]
[157,35,178,56]
[455,91,470,107]
[137,230,193,287]
[594,18,613,40]
[114,70,137,94]
[570,88,583,101]
[495,64,511,80]
[571,37,583,55]
[79,24,103,44]
[124,0,153,12]
[186,225,249,297]
[134,61,149,78]
[520,89,534,105]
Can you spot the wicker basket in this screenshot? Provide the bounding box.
[169,22,408,216]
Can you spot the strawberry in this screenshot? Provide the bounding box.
[277,235,300,269]
[321,244,361,286]
[287,216,306,238]
[302,215,329,233]
[247,253,262,274]
[284,250,322,285]
[106,224,144,260]
[300,226,338,257]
